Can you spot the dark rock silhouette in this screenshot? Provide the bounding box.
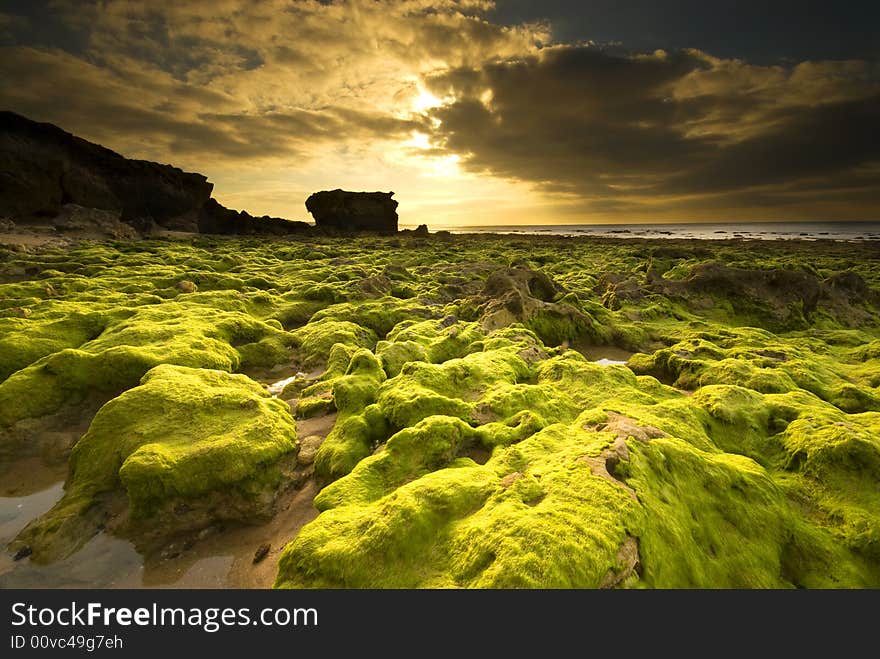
[198,198,311,235]
[305,189,398,233]
[0,111,311,236]
[0,111,212,226]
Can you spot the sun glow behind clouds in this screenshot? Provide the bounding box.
[401,130,462,178]
[411,87,446,113]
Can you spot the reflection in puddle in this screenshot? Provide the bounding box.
[0,455,68,579]
[0,532,144,589]
[0,479,320,589]
[266,373,307,397]
[0,482,65,548]
[593,358,629,366]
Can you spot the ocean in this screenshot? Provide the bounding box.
[401,221,880,242]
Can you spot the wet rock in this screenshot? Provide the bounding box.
[124,215,161,236]
[660,262,820,330]
[500,472,525,488]
[476,266,600,346]
[382,264,413,280]
[13,545,32,561]
[587,412,668,444]
[297,434,324,466]
[599,537,641,589]
[824,271,871,299]
[14,365,299,562]
[0,111,315,237]
[50,204,139,240]
[253,543,271,564]
[305,189,398,233]
[357,274,392,298]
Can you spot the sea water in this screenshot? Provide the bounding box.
[401,221,880,241]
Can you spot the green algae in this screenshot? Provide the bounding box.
[290,318,378,368]
[0,302,287,430]
[1,235,878,588]
[0,305,109,382]
[13,364,298,562]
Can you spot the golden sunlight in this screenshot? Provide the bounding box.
[410,86,445,113]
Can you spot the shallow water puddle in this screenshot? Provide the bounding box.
[266,373,308,397]
[0,532,144,588]
[572,344,635,366]
[243,361,323,398]
[0,480,321,589]
[0,456,67,547]
[593,357,629,366]
[140,480,320,589]
[0,483,65,548]
[0,368,327,589]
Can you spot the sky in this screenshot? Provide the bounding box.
[0,1,878,226]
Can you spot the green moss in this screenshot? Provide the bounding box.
[446,425,637,588]
[315,415,480,510]
[375,340,428,377]
[310,298,430,336]
[2,235,878,588]
[311,350,389,481]
[0,307,109,382]
[0,302,284,428]
[376,348,530,429]
[386,318,484,363]
[627,436,868,587]
[278,420,640,588]
[313,404,387,482]
[271,300,326,329]
[291,318,377,368]
[15,364,297,561]
[236,334,293,369]
[275,463,497,588]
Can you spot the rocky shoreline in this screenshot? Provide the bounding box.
[1,111,414,242]
[1,231,878,588]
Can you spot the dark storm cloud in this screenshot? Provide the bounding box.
[423,45,880,217]
[488,1,880,64]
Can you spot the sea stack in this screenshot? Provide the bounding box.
[305,189,399,233]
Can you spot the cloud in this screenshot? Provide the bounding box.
[0,46,426,175]
[0,1,877,222]
[0,1,539,165]
[423,45,880,219]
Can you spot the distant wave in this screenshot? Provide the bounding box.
[400,221,880,241]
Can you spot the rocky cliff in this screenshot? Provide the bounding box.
[306,189,398,233]
[0,111,213,227]
[0,111,310,236]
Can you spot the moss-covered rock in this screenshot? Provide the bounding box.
[12,364,298,562]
